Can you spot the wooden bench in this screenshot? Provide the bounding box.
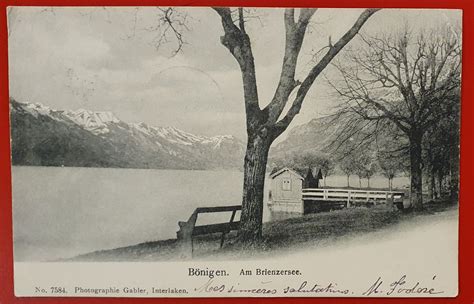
[176,205,241,257]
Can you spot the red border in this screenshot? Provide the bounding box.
[1,1,473,303]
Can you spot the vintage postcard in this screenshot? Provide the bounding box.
[8,6,461,298]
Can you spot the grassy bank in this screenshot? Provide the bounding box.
[69,199,457,262]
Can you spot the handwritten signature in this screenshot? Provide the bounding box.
[363,275,444,296]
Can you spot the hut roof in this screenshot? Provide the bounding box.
[269,167,304,180]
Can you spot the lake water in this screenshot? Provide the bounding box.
[11,166,409,261]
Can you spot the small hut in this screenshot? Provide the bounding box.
[268,167,304,213]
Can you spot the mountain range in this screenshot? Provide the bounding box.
[9,99,245,170]
[9,98,336,170]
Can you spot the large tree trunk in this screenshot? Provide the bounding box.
[437,170,444,198]
[409,132,424,210]
[429,168,436,200]
[238,135,272,242]
[426,147,436,200]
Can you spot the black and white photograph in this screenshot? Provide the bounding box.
[8,6,461,297]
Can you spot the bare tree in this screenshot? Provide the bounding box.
[375,130,408,191]
[378,152,401,191]
[354,159,366,189]
[363,161,378,189]
[340,156,355,187]
[211,8,379,241]
[330,25,461,210]
[350,149,375,189]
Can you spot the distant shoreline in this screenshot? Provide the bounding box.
[11,165,409,190]
[11,164,244,172]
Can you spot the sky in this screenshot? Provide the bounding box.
[8,7,461,141]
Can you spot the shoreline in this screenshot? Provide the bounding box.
[66,200,457,262]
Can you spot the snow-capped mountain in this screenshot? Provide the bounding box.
[9,99,245,170]
[64,108,121,134]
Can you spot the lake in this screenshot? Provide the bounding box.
[11,166,409,261]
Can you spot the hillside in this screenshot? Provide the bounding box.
[270,116,338,158]
[9,99,245,170]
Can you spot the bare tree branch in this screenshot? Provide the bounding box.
[263,8,316,124]
[213,7,261,131]
[272,9,380,136]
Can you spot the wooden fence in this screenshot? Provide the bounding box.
[302,188,404,206]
